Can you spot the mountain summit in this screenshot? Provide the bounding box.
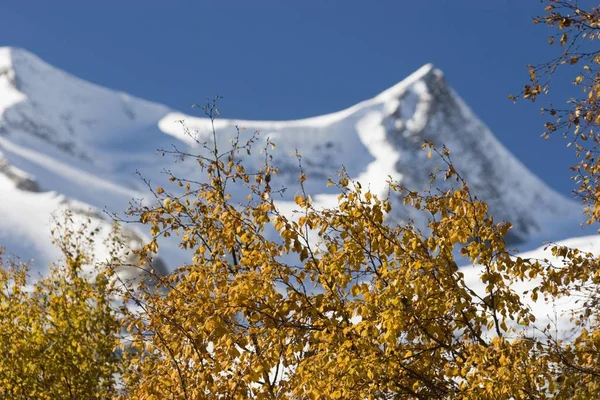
[0,47,582,273]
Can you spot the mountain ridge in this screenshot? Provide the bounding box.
[0,46,586,274]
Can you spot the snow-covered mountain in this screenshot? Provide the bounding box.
[0,46,586,276]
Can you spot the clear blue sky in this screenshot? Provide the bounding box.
[0,0,581,196]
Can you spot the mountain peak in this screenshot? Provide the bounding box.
[412,63,439,79]
[375,63,443,102]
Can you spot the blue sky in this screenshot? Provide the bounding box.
[0,1,579,196]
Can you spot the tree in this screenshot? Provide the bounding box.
[0,214,124,400]
[115,102,555,399]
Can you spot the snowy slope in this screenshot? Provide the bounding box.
[0,47,589,277]
[462,234,600,340]
[0,47,175,274]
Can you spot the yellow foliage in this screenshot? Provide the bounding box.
[0,216,123,399]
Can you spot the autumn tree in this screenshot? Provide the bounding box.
[0,213,124,400]
[110,98,561,399]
